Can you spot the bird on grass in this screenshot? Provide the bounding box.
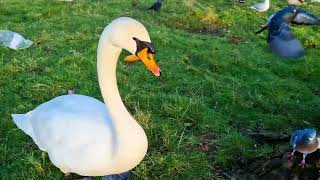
[256,5,320,58]
[11,17,160,179]
[288,0,305,5]
[249,0,270,12]
[148,0,163,11]
[288,128,320,168]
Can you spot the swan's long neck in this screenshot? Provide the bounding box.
[97,29,148,173]
[97,33,131,129]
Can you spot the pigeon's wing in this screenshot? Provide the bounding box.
[316,131,320,149]
[292,10,320,25]
[268,24,295,42]
[290,130,304,146]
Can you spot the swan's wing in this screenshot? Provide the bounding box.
[27,95,116,175]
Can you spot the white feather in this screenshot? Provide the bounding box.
[249,0,270,12]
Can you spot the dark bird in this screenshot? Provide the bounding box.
[256,6,320,58]
[288,128,320,168]
[66,172,130,180]
[101,172,130,180]
[148,0,163,11]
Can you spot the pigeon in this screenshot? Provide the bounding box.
[288,128,320,168]
[250,0,270,12]
[256,5,320,58]
[65,172,130,180]
[101,172,130,180]
[148,0,163,11]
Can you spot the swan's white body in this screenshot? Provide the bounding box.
[11,17,150,176]
[250,0,270,12]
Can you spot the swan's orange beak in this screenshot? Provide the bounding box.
[124,48,161,77]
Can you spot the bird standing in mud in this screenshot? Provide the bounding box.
[148,0,163,11]
[289,128,320,168]
[256,5,320,58]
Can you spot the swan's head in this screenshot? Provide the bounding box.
[107,17,161,77]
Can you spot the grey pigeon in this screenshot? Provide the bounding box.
[256,5,320,58]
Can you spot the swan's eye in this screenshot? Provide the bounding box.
[148,47,156,54]
[133,37,156,55]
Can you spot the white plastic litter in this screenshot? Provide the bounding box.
[0,30,33,50]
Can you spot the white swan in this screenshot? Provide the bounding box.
[249,0,270,12]
[11,17,160,177]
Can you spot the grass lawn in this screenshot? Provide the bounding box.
[0,0,320,179]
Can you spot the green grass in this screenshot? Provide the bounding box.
[0,0,320,179]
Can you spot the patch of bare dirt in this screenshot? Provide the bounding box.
[198,132,217,154]
[190,26,229,37]
[228,36,243,45]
